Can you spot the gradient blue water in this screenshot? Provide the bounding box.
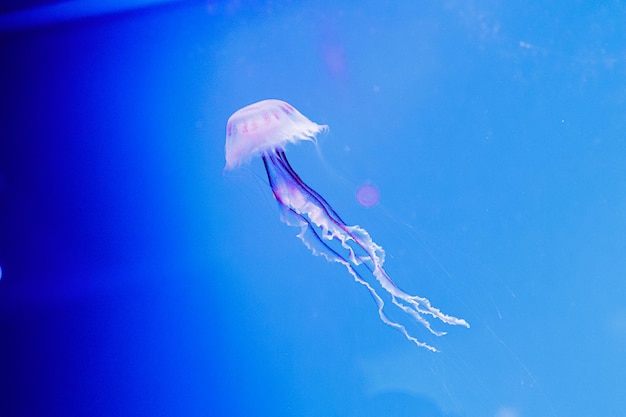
[1,1,625,416]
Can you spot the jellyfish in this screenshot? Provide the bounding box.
[225,99,469,351]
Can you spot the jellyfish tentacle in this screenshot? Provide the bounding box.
[262,149,468,350]
[266,151,372,268]
[268,172,439,352]
[275,150,347,224]
[374,266,470,329]
[272,151,381,271]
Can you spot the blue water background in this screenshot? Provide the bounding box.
[1,1,625,416]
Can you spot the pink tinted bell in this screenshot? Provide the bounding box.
[225,99,327,170]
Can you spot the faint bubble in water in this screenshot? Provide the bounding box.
[356,184,380,208]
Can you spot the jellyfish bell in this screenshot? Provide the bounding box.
[224,99,328,170]
[224,99,468,351]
